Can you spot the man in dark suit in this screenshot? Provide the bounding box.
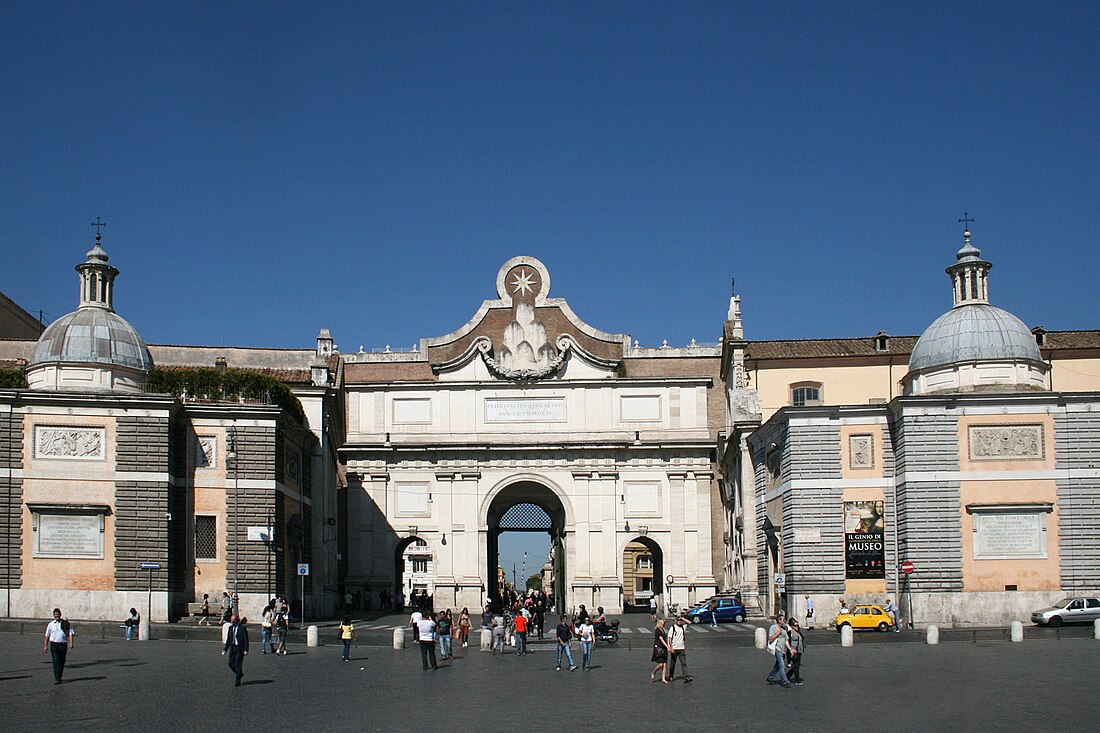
[221,613,249,686]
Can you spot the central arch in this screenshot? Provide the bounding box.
[485,480,569,613]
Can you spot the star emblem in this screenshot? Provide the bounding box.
[510,269,536,297]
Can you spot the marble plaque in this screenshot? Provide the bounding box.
[624,481,660,515]
[285,449,300,483]
[396,482,430,515]
[195,435,217,469]
[485,398,566,422]
[393,398,432,424]
[793,527,822,544]
[969,425,1044,461]
[973,512,1045,558]
[35,426,105,461]
[35,513,103,558]
[620,395,661,422]
[849,434,875,470]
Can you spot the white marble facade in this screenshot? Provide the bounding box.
[341,257,720,614]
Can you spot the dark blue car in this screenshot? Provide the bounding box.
[685,597,746,624]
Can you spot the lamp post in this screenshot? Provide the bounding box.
[227,427,239,613]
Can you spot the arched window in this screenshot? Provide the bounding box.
[790,383,822,407]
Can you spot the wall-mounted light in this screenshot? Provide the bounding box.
[441,533,447,545]
[384,432,392,447]
[326,517,336,526]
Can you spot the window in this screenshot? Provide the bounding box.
[637,577,653,592]
[412,559,428,573]
[636,555,653,570]
[1086,599,1100,609]
[1068,599,1084,610]
[195,515,218,560]
[790,384,822,407]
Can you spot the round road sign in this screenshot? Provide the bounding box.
[901,560,915,574]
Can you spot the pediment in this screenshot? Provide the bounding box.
[424,256,628,381]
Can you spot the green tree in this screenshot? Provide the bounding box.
[526,573,542,591]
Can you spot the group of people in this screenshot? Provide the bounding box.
[260,598,292,655]
[407,606,474,669]
[649,615,693,683]
[765,612,806,687]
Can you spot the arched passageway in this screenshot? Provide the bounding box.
[486,481,567,613]
[622,536,664,613]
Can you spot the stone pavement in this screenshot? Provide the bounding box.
[0,621,1095,732]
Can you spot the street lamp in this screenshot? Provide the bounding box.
[227,427,238,613]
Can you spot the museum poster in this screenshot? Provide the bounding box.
[844,500,886,579]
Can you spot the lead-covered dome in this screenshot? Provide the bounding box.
[903,226,1048,396]
[908,304,1041,372]
[25,231,154,392]
[30,307,153,371]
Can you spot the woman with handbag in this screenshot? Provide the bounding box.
[650,617,670,683]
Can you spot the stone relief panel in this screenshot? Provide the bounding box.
[34,426,106,461]
[195,435,217,469]
[848,434,875,470]
[968,424,1044,461]
[285,449,301,483]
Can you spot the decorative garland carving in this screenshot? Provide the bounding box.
[477,335,572,381]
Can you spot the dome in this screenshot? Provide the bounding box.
[29,307,153,372]
[909,304,1040,372]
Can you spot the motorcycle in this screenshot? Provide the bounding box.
[595,619,620,644]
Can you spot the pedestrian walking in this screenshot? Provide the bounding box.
[438,609,453,660]
[555,615,578,671]
[787,620,805,685]
[344,591,353,616]
[458,607,472,648]
[417,612,438,670]
[339,616,356,661]
[260,604,274,653]
[275,603,289,655]
[221,614,249,687]
[578,616,595,670]
[884,598,901,632]
[650,618,670,684]
[124,607,140,640]
[43,608,74,685]
[198,593,212,625]
[649,595,658,622]
[708,600,719,628]
[513,609,529,656]
[666,616,693,682]
[804,595,815,629]
[765,613,791,688]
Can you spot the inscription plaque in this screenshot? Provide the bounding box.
[485,398,566,422]
[35,513,103,558]
[973,512,1046,558]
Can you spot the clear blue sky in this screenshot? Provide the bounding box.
[4,2,1098,586]
[2,3,1098,350]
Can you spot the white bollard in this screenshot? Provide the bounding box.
[393,627,405,650]
[754,627,767,650]
[840,625,854,647]
[926,624,939,645]
[307,625,319,647]
[138,616,151,642]
[480,628,493,651]
[1094,619,1100,640]
[1010,621,1024,642]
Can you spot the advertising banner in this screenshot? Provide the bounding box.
[844,500,886,579]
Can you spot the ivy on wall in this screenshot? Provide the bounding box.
[0,368,27,389]
[147,368,306,425]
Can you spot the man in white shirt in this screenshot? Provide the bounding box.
[43,608,75,685]
[416,613,438,670]
[409,608,424,642]
[666,615,693,682]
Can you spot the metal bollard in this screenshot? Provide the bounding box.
[393,627,405,650]
[138,617,151,642]
[1010,621,1024,642]
[1094,619,1100,640]
[926,624,939,645]
[307,625,319,647]
[480,628,492,651]
[754,627,767,650]
[840,625,854,647]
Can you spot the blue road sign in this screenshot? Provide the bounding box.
[139,562,162,570]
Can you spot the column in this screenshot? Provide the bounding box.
[667,471,688,610]
[739,435,762,613]
[694,470,718,599]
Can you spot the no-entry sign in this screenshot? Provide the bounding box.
[901,560,915,574]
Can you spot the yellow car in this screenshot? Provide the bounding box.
[834,604,894,632]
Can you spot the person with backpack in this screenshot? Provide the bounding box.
[437,609,453,660]
[43,608,75,685]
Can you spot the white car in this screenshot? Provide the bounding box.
[1030,597,1100,626]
